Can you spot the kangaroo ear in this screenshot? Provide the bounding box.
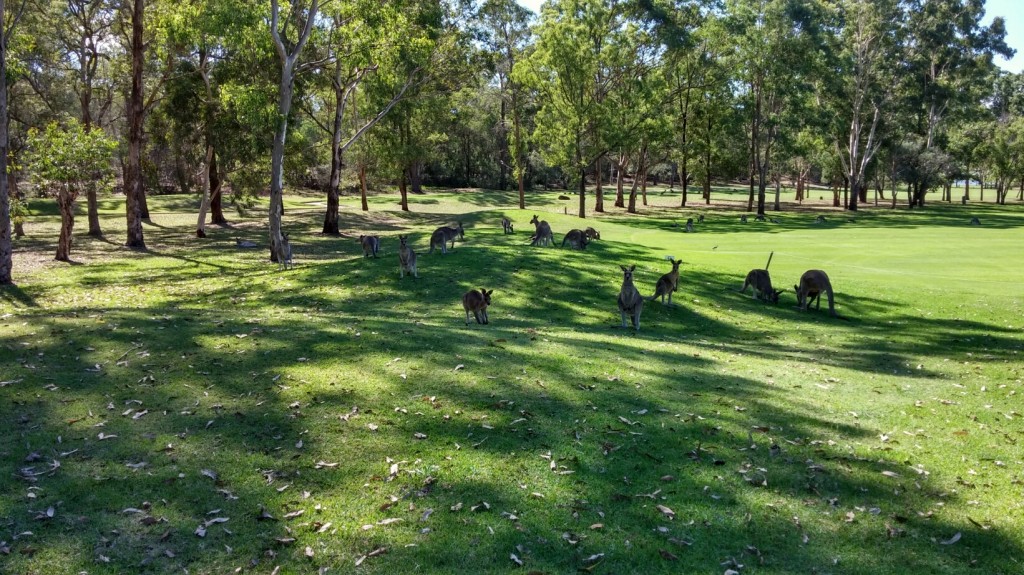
[485,289,493,296]
[620,265,628,272]
[630,265,636,272]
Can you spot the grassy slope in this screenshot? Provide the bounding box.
[1,188,1022,574]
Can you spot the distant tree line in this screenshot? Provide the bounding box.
[1,0,1021,282]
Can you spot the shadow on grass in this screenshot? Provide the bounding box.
[2,209,1023,574]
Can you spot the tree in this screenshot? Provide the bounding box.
[820,0,901,211]
[122,0,146,248]
[900,0,1012,207]
[25,121,117,261]
[728,0,818,215]
[268,0,319,261]
[0,0,26,285]
[479,0,533,208]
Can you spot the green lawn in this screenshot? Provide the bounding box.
[2,188,1022,574]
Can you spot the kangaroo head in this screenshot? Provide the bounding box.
[481,289,493,304]
[769,289,784,304]
[530,215,539,225]
[620,265,635,281]
[400,235,408,246]
[457,221,465,238]
[672,259,681,271]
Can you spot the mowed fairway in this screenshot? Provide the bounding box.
[2,189,1023,574]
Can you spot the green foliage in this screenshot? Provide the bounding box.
[24,120,118,198]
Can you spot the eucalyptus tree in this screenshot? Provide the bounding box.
[267,0,320,261]
[0,0,27,284]
[311,0,442,233]
[727,0,819,215]
[25,120,116,261]
[900,0,1012,207]
[818,0,902,211]
[524,0,655,218]
[120,0,146,248]
[479,0,533,206]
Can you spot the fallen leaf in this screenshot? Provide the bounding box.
[656,505,676,520]
[658,549,678,561]
[939,532,962,545]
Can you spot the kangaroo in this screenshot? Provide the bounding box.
[794,269,846,318]
[501,217,514,234]
[685,218,695,233]
[648,257,682,305]
[738,269,783,303]
[529,215,554,247]
[698,214,705,224]
[584,227,601,241]
[428,222,464,254]
[969,217,980,226]
[814,215,827,224]
[359,235,380,258]
[755,214,766,222]
[398,235,418,279]
[274,232,293,270]
[561,229,589,250]
[462,288,493,325]
[617,265,644,330]
[740,215,748,223]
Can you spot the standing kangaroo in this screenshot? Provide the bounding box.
[738,269,783,303]
[428,222,464,254]
[359,235,380,258]
[617,265,644,330]
[794,269,845,318]
[685,218,695,233]
[529,215,554,247]
[648,257,681,305]
[274,232,293,270]
[561,229,588,250]
[501,217,514,234]
[462,288,493,325]
[398,235,418,279]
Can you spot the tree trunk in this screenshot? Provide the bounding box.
[0,0,11,285]
[577,167,586,218]
[86,181,101,236]
[848,176,859,212]
[773,177,780,211]
[56,187,75,262]
[123,0,146,250]
[703,172,711,205]
[747,176,755,212]
[269,60,294,262]
[614,155,626,208]
[594,154,604,212]
[399,169,409,211]
[964,169,970,200]
[517,169,524,210]
[410,162,423,194]
[359,163,368,211]
[322,60,346,236]
[196,142,214,237]
[209,150,226,224]
[627,170,640,214]
[641,167,648,206]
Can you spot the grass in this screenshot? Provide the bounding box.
[1,186,1023,574]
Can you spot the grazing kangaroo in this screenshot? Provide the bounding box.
[648,257,682,305]
[794,269,845,319]
[462,288,493,325]
[584,227,601,241]
[428,222,464,254]
[529,215,554,247]
[561,229,589,250]
[740,215,748,223]
[755,214,766,222]
[359,235,380,258]
[398,235,418,279]
[685,218,695,233]
[501,217,514,234]
[274,232,293,269]
[617,265,644,330]
[698,214,705,224]
[814,215,827,224]
[969,217,980,226]
[738,270,783,303]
